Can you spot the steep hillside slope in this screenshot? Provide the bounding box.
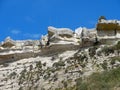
[0,41,120,90]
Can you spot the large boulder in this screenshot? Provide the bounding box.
[82,28,90,37]
[75,27,90,38]
[40,35,49,46]
[1,37,15,48]
[5,36,14,43]
[48,26,74,38]
[24,40,33,46]
[48,26,57,37]
[75,27,83,38]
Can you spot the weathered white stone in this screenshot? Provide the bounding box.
[99,19,117,24]
[82,27,90,37]
[48,26,74,38]
[75,27,83,38]
[41,35,48,46]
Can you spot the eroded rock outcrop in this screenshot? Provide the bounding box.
[48,26,74,39]
[1,37,15,48]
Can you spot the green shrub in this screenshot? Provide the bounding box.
[68,67,120,90]
[9,72,17,79]
[18,87,23,90]
[75,78,88,90]
[3,63,9,67]
[89,47,97,57]
[101,60,108,70]
[113,41,120,50]
[99,16,106,21]
[74,53,88,63]
[101,46,114,56]
[36,61,42,70]
[61,80,68,88]
[53,61,65,69]
[110,56,120,65]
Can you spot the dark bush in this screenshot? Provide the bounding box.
[53,61,65,69]
[98,16,106,22]
[73,67,120,90]
[113,41,120,50]
[101,60,108,70]
[89,47,97,57]
[110,56,120,65]
[101,46,114,56]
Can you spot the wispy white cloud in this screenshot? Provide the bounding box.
[88,20,97,25]
[11,29,21,34]
[24,33,40,39]
[25,16,34,23]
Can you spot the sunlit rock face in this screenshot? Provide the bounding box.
[48,26,82,45]
[1,37,15,48]
[47,26,95,45]
[48,26,74,39]
[5,36,14,42]
[0,40,120,90]
[96,19,120,38]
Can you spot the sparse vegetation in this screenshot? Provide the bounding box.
[9,72,17,79]
[2,63,9,67]
[53,60,65,69]
[101,60,108,70]
[74,52,88,63]
[99,16,106,22]
[114,41,120,50]
[110,56,120,65]
[101,46,114,56]
[89,46,97,57]
[68,67,120,90]
[1,40,120,90]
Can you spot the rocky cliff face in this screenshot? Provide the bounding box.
[0,25,120,90]
[0,40,120,90]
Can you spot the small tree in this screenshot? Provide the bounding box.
[98,16,106,22]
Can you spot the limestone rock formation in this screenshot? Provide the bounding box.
[1,37,15,48]
[48,26,74,39]
[96,18,120,38]
[75,27,83,38]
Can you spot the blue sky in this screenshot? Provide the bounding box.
[0,0,120,41]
